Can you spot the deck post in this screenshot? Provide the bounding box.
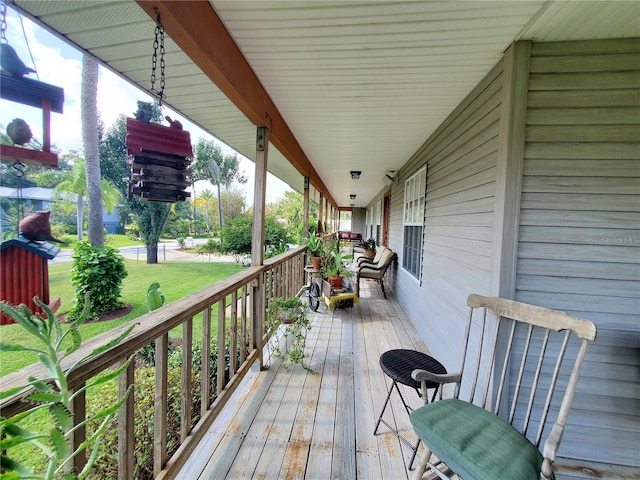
[324,197,329,233]
[318,192,323,234]
[252,126,269,370]
[303,176,310,240]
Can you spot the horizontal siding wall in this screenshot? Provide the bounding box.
[517,38,640,467]
[388,60,504,370]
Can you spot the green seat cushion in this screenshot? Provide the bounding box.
[410,398,549,480]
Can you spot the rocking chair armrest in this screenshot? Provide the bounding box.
[541,423,564,480]
[543,423,563,461]
[411,369,462,385]
[412,369,462,402]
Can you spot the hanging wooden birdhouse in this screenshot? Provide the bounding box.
[126,117,192,203]
[0,70,63,168]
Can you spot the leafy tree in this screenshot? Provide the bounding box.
[264,215,289,249]
[189,139,248,190]
[98,111,171,263]
[188,139,248,233]
[220,188,247,225]
[98,115,128,193]
[164,201,193,238]
[220,212,288,256]
[36,154,120,241]
[220,214,252,255]
[270,191,318,244]
[197,188,216,236]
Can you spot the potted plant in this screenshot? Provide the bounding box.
[307,234,324,271]
[266,296,314,372]
[362,238,377,259]
[323,250,353,289]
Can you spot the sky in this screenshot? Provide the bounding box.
[0,5,292,205]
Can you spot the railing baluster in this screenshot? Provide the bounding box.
[217,298,226,395]
[154,333,168,476]
[0,247,308,479]
[230,291,238,375]
[202,306,211,417]
[253,275,264,370]
[118,359,135,480]
[249,282,255,357]
[181,317,193,441]
[70,385,86,474]
[241,285,248,363]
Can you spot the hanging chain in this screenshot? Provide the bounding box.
[150,8,166,106]
[1,0,8,43]
[11,161,27,230]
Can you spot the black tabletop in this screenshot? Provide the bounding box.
[379,349,447,390]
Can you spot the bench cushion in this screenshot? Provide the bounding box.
[410,398,549,480]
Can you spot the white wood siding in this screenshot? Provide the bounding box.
[517,38,640,467]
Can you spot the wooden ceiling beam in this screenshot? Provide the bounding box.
[136,1,336,207]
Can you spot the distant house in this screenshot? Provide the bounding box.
[0,187,121,234]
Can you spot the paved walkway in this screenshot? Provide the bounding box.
[51,239,240,264]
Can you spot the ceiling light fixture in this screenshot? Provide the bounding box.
[350,171,361,180]
[350,194,356,200]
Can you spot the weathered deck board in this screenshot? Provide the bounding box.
[177,281,423,479]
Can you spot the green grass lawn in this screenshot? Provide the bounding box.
[0,260,244,376]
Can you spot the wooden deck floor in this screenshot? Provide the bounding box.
[178,280,431,480]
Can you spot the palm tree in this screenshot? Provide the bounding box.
[82,55,103,246]
[37,156,120,241]
[198,188,216,236]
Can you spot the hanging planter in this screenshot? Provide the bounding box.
[126,116,192,202]
[125,8,192,203]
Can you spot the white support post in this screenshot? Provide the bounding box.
[318,192,324,234]
[252,126,269,370]
[303,176,310,240]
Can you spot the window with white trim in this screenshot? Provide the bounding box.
[367,206,374,239]
[402,166,426,279]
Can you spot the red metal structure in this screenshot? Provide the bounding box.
[0,71,64,168]
[0,236,60,324]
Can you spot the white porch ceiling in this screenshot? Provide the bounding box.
[11,1,640,209]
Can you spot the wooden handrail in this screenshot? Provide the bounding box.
[0,246,308,479]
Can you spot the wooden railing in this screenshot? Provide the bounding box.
[0,246,307,479]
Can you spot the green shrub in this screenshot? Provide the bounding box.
[67,241,128,321]
[195,238,221,256]
[90,335,250,479]
[136,337,179,368]
[265,241,288,259]
[88,366,188,480]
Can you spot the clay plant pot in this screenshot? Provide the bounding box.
[329,275,343,288]
[311,256,322,271]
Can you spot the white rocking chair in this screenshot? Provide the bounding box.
[409,294,597,480]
